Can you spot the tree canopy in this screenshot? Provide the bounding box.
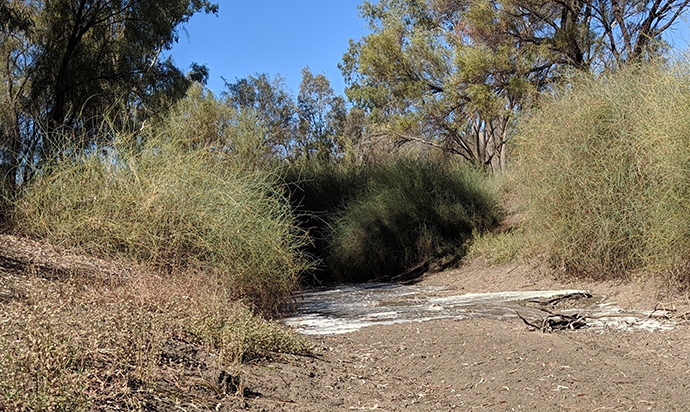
[223,73,296,159]
[296,67,347,162]
[0,0,217,192]
[224,68,355,163]
[341,0,689,170]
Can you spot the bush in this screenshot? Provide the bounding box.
[286,159,500,281]
[466,229,532,265]
[514,61,690,280]
[13,127,309,314]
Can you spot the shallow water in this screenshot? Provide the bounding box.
[284,283,678,335]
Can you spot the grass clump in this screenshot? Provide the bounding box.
[514,60,690,280]
[466,229,532,265]
[3,87,312,407]
[13,133,308,314]
[287,159,500,281]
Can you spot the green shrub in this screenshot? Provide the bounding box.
[286,159,500,281]
[514,61,690,280]
[13,130,309,314]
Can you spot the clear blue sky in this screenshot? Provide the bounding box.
[168,1,690,99]
[168,0,370,98]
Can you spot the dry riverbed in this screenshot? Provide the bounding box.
[242,260,690,411]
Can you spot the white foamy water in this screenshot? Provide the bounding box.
[284,284,679,335]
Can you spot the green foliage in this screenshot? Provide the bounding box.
[29,0,218,126]
[466,229,533,265]
[341,0,688,170]
[296,67,347,162]
[223,70,363,164]
[161,83,279,167]
[514,61,690,280]
[0,0,217,194]
[12,111,309,313]
[341,0,539,170]
[286,159,500,281]
[224,73,296,159]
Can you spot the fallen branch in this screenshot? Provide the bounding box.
[527,292,592,308]
[516,310,587,332]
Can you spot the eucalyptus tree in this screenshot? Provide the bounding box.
[223,73,297,159]
[341,0,689,170]
[0,1,33,193]
[296,67,347,162]
[225,71,364,163]
[0,0,217,192]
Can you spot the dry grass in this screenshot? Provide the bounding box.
[514,60,690,281]
[0,235,309,411]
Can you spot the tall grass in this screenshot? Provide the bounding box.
[287,159,500,281]
[13,120,308,315]
[514,60,690,280]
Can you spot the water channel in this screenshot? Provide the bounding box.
[284,283,679,335]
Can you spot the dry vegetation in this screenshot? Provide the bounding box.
[0,110,314,409]
[6,57,690,410]
[475,61,690,286]
[0,87,502,409]
[0,235,309,411]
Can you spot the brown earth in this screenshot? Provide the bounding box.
[3,235,690,411]
[240,259,690,412]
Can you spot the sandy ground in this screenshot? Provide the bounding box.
[239,259,690,411]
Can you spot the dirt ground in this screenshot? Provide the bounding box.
[3,234,690,411]
[239,259,690,412]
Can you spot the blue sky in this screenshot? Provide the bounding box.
[168,0,370,98]
[169,1,690,99]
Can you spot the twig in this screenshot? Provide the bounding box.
[516,310,541,330]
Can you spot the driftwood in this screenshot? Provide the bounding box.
[516,310,587,333]
[526,292,593,309]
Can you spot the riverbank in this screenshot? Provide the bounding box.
[0,234,308,411]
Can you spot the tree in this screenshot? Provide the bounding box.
[0,1,34,194]
[494,0,690,68]
[224,71,365,163]
[0,0,217,192]
[223,73,297,159]
[296,67,347,162]
[341,0,689,170]
[340,0,531,170]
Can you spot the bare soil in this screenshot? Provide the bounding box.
[3,235,690,411]
[240,259,690,412]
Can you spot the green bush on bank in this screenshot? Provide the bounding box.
[287,160,501,282]
[514,61,690,280]
[13,129,309,314]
